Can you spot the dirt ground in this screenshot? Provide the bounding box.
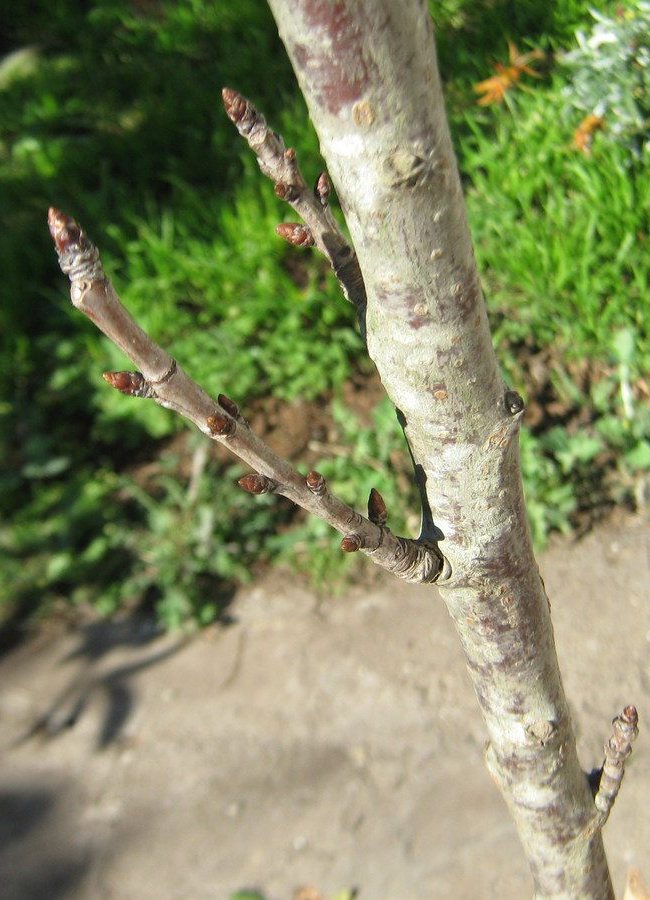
[1,511,648,900]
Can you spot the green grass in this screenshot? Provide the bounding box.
[1,0,648,629]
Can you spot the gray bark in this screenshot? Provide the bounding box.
[265,0,613,895]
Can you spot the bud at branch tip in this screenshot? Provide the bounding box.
[48,207,82,255]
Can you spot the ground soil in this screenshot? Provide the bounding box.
[1,511,648,899]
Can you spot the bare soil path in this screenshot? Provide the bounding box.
[1,512,648,899]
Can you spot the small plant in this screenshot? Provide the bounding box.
[560,2,650,155]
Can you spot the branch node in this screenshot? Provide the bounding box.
[276,223,315,247]
[207,411,236,437]
[341,534,363,553]
[238,473,277,494]
[367,487,388,526]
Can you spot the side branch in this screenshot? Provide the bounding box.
[221,88,367,321]
[48,208,442,585]
[593,705,639,826]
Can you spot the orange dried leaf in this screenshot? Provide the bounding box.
[474,41,543,105]
[573,114,605,154]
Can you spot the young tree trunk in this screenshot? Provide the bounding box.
[263,1,620,896]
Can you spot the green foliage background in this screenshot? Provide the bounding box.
[1,0,648,629]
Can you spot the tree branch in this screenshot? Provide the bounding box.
[593,705,639,825]
[47,208,442,585]
[222,88,367,324]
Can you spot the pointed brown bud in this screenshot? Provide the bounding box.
[221,87,261,137]
[315,171,330,206]
[48,207,83,254]
[274,182,300,202]
[276,223,315,247]
[103,371,151,398]
[367,488,388,526]
[622,706,638,727]
[206,411,236,436]
[284,147,296,163]
[341,534,362,553]
[221,87,247,123]
[305,470,326,495]
[238,473,276,494]
[218,393,240,419]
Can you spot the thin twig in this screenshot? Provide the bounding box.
[48,208,443,584]
[593,704,639,825]
[221,88,367,322]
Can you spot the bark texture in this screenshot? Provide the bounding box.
[266,0,613,895]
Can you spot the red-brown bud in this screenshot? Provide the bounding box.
[340,534,362,553]
[221,87,247,123]
[284,147,296,163]
[207,412,236,436]
[102,371,149,397]
[622,705,639,727]
[315,171,330,206]
[274,182,300,202]
[218,393,240,419]
[238,473,276,494]
[48,207,82,254]
[367,488,388,526]
[305,470,326,494]
[276,223,314,247]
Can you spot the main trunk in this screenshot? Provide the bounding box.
[265,0,611,895]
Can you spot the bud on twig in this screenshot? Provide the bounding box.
[504,390,525,415]
[276,223,315,247]
[238,473,277,494]
[368,488,388,526]
[315,171,330,206]
[218,393,240,419]
[103,371,153,398]
[341,534,362,553]
[207,411,236,436]
[48,207,82,254]
[305,470,326,495]
[222,87,253,129]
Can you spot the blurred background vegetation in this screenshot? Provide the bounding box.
[1,0,648,631]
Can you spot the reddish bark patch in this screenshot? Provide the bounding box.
[436,265,482,325]
[374,282,432,330]
[291,1,378,116]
